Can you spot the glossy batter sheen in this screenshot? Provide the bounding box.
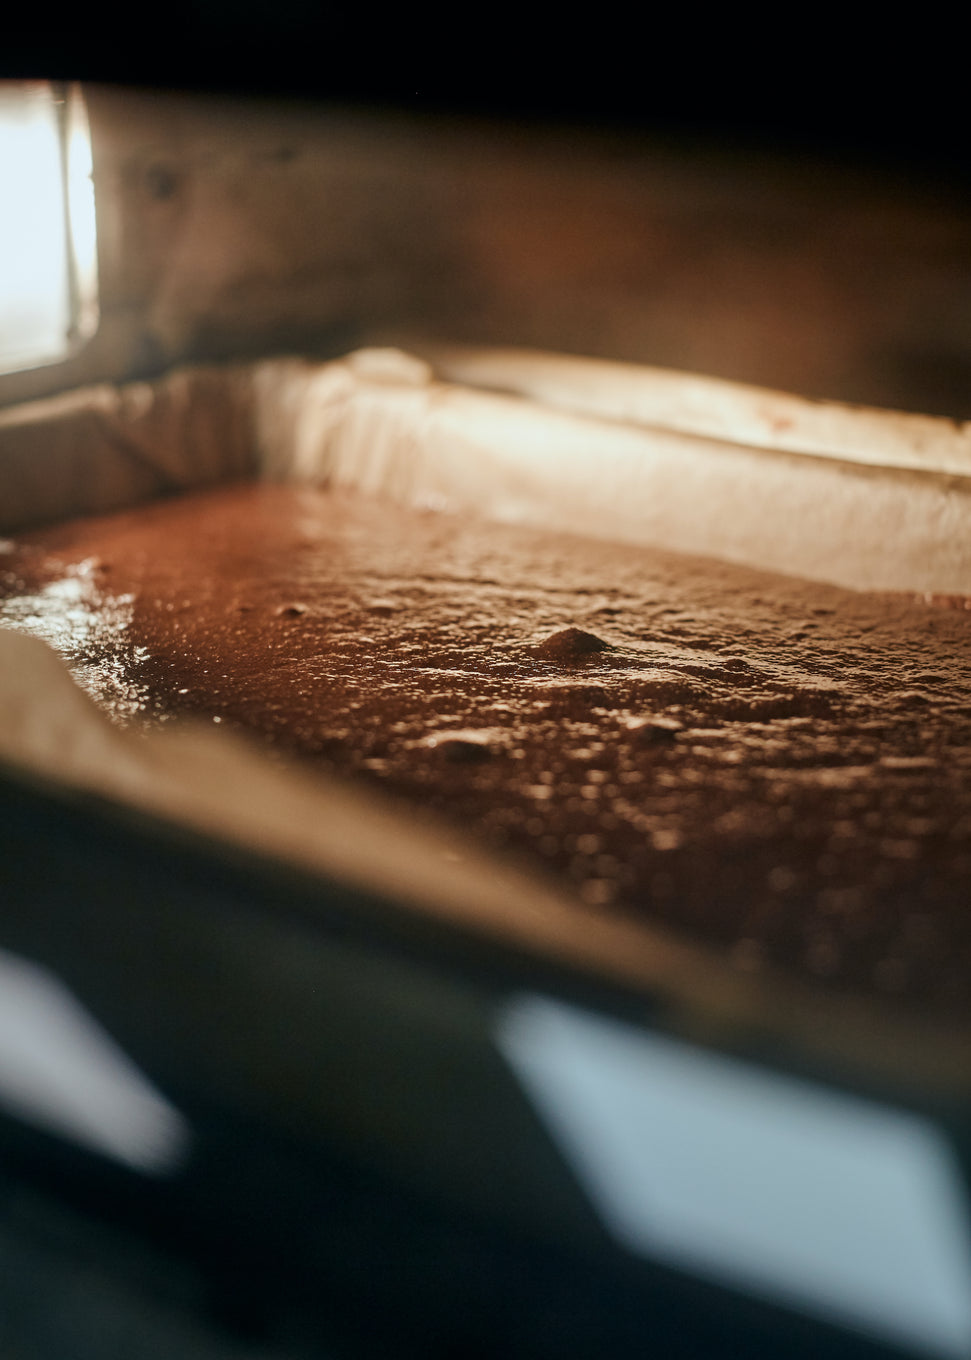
[3,482,971,1019]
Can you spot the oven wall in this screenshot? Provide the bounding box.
[2,85,970,419]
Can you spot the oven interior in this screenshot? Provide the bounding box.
[2,82,971,1360]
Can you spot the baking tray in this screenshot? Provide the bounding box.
[3,347,971,1359]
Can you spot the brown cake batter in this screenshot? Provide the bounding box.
[3,482,971,1020]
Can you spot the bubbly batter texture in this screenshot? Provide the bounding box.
[3,483,971,1019]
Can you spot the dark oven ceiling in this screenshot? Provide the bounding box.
[0,6,963,181]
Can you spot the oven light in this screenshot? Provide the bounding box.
[0,82,98,376]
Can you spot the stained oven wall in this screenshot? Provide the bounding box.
[2,86,971,418]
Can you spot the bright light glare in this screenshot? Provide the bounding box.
[0,946,190,1175]
[498,994,971,1360]
[0,82,98,374]
[66,88,99,343]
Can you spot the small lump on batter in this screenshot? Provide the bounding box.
[535,627,611,661]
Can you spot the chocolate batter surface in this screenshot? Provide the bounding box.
[3,482,971,1019]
